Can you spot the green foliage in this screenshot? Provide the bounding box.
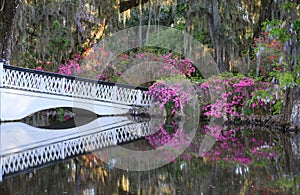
[252,18,300,116]
[262,20,290,41]
[273,101,283,115]
[47,20,71,62]
[282,1,297,13]
[280,72,296,88]
[293,20,300,40]
[244,109,253,116]
[57,108,66,122]
[48,21,69,49]
[243,128,252,136]
[125,46,177,57]
[146,28,184,53]
[276,175,296,190]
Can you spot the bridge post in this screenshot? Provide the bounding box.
[0,59,4,87]
[0,156,2,182]
[112,86,117,102]
[60,142,65,159]
[0,59,3,121]
[40,76,45,92]
[91,83,96,98]
[61,78,65,95]
[137,90,142,105]
[112,129,118,145]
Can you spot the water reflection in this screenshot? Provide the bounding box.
[93,118,197,171]
[1,115,300,194]
[0,115,152,183]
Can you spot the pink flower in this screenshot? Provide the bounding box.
[250,148,257,155]
[35,67,44,71]
[64,115,71,120]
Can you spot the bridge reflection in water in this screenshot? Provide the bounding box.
[0,116,152,182]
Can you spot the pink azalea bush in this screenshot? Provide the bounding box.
[148,80,193,116]
[158,53,196,78]
[58,48,118,80]
[58,53,81,76]
[199,73,274,118]
[146,53,197,117]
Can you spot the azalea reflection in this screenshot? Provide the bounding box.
[200,124,280,165]
[145,120,192,162]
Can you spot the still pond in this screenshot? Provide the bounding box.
[0,113,300,194]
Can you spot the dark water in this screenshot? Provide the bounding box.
[1,115,300,194]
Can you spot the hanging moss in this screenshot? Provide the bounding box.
[9,0,119,70]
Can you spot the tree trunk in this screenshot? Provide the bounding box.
[281,0,299,122]
[138,0,143,47]
[253,0,273,40]
[145,7,152,42]
[184,0,195,56]
[0,0,18,61]
[205,0,228,72]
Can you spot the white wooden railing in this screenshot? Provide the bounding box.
[0,59,152,106]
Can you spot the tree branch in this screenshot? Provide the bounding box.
[120,0,149,13]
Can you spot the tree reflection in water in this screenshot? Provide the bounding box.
[1,123,300,194]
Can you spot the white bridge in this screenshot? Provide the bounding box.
[0,60,152,121]
[0,116,152,182]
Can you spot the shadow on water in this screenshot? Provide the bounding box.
[1,110,300,194]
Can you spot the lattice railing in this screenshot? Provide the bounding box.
[0,62,152,106]
[1,122,151,177]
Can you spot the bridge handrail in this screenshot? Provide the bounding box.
[0,60,152,106]
[3,64,148,90]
